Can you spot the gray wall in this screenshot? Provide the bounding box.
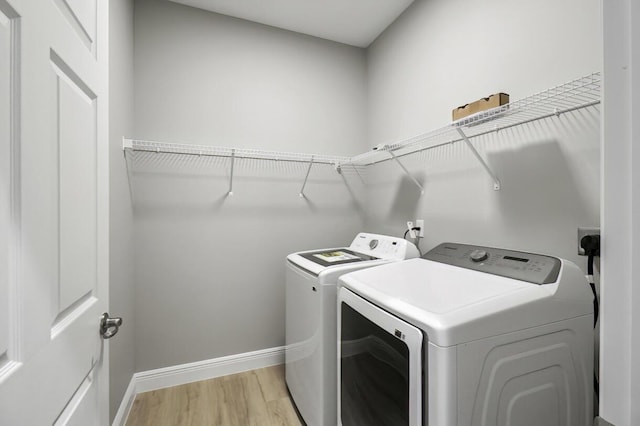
[109,0,135,421]
[129,0,602,375]
[132,0,367,371]
[134,0,368,155]
[364,0,602,268]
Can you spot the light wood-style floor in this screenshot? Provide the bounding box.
[125,365,304,426]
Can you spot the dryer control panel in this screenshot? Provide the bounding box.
[423,243,562,284]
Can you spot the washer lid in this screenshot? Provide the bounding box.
[287,250,384,278]
[339,257,593,347]
[287,233,420,277]
[298,248,377,268]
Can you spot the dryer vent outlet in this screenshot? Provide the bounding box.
[578,227,600,255]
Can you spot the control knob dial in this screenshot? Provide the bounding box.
[470,249,488,262]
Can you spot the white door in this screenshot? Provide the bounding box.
[0,0,110,424]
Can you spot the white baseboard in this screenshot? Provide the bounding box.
[112,346,285,426]
[111,377,137,426]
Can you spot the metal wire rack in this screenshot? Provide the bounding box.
[123,139,351,166]
[122,139,351,198]
[123,72,601,196]
[341,72,601,191]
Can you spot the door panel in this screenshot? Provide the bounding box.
[0,5,11,361]
[53,50,97,316]
[0,305,101,424]
[52,0,96,54]
[54,370,97,426]
[0,0,18,373]
[64,0,96,41]
[0,0,108,424]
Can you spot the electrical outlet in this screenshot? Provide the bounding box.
[416,220,424,238]
[578,227,600,255]
[406,221,416,239]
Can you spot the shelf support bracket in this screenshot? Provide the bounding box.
[228,149,235,195]
[122,138,135,202]
[299,156,314,198]
[388,151,425,195]
[455,128,501,190]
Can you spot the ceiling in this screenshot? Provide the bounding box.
[167,0,415,48]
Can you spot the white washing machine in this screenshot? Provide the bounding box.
[338,242,594,426]
[286,233,419,426]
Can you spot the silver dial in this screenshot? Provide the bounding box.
[470,249,488,262]
[369,239,379,249]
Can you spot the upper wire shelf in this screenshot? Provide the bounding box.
[123,72,601,195]
[343,72,601,167]
[123,139,351,166]
[122,139,352,198]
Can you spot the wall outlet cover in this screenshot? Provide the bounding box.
[407,221,416,239]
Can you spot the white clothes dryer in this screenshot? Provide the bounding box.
[338,242,594,426]
[286,233,419,426]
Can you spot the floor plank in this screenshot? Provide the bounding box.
[125,365,303,426]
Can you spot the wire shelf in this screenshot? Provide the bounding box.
[122,139,353,198]
[123,72,600,195]
[343,72,601,167]
[123,139,350,166]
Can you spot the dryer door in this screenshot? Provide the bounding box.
[338,287,423,426]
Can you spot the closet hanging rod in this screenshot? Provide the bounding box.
[122,139,351,166]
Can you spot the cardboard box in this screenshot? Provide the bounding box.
[452,93,509,121]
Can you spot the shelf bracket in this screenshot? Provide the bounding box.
[350,163,364,184]
[455,128,501,190]
[299,156,314,198]
[228,149,235,195]
[122,138,135,202]
[388,150,425,195]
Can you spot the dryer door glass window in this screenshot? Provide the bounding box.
[340,303,410,426]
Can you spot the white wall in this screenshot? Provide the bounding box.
[600,0,640,424]
[109,0,136,421]
[132,0,367,371]
[364,0,601,267]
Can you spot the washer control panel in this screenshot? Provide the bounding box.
[349,233,419,260]
[423,243,562,284]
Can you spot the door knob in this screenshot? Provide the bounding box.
[100,313,123,339]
